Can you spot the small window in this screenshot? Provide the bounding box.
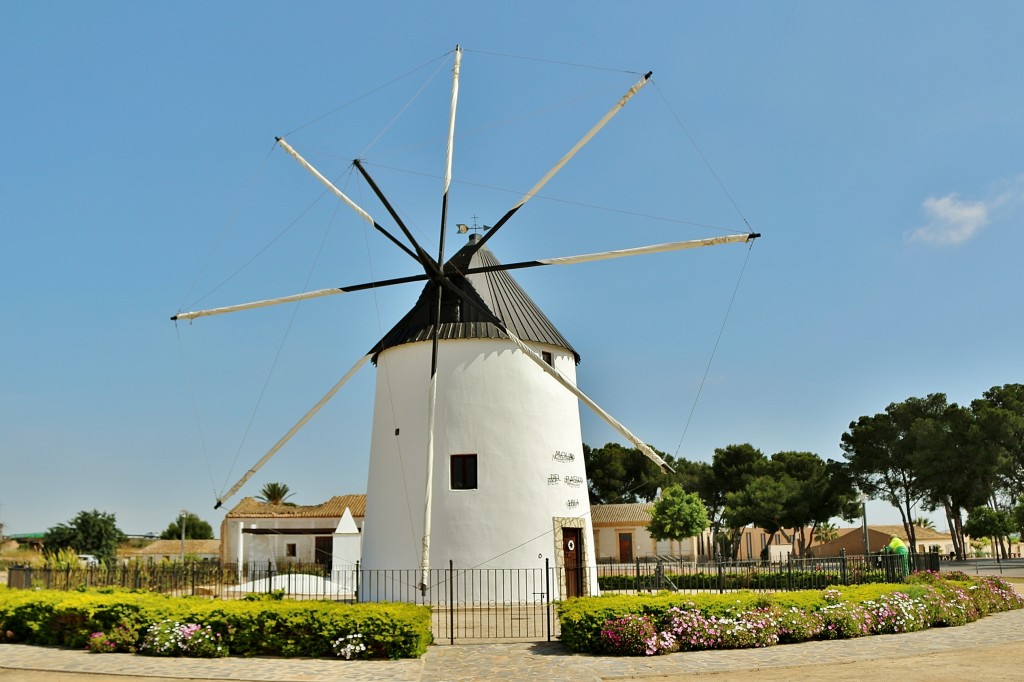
[541,351,553,366]
[285,543,297,558]
[450,454,478,490]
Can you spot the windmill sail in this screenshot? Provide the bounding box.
[177,50,758,600]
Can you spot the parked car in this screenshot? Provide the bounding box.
[77,554,99,568]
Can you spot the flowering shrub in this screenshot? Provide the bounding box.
[139,620,227,658]
[863,592,929,634]
[974,576,1024,613]
[817,601,872,639]
[86,625,139,653]
[776,606,823,643]
[716,607,779,649]
[562,572,1024,655]
[599,614,664,655]
[822,588,843,604]
[664,606,722,651]
[333,633,368,660]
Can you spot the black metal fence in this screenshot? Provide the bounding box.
[5,560,557,643]
[595,550,940,594]
[4,551,941,643]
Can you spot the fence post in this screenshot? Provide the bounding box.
[786,554,793,592]
[449,559,455,646]
[840,548,848,586]
[545,557,552,643]
[716,560,725,594]
[355,561,360,603]
[635,557,641,593]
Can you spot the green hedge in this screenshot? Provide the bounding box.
[558,573,1024,654]
[0,587,431,659]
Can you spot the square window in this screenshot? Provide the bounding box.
[450,454,478,490]
[285,543,297,558]
[542,351,553,366]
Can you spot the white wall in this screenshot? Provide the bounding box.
[362,338,598,599]
[223,517,344,568]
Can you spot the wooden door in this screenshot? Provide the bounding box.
[562,528,583,598]
[618,532,634,563]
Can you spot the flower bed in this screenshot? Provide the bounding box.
[561,571,1023,655]
[0,585,432,659]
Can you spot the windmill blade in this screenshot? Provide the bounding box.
[474,70,653,252]
[213,353,372,510]
[171,271,431,321]
[171,233,759,322]
[453,233,759,277]
[421,45,462,593]
[352,159,442,280]
[275,137,420,263]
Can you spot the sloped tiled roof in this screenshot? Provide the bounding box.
[870,524,951,541]
[371,234,578,363]
[591,502,654,525]
[224,494,366,519]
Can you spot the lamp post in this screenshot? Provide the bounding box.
[860,493,870,555]
[179,509,188,564]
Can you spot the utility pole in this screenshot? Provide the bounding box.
[180,509,188,563]
[861,493,870,555]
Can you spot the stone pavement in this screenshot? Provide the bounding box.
[2,607,1024,682]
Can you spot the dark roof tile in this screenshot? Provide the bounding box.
[371,235,578,363]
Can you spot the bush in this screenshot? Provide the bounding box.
[599,614,663,655]
[139,619,228,657]
[0,588,432,659]
[559,572,1024,655]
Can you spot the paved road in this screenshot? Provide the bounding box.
[2,607,1023,682]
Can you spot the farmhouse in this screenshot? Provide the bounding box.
[219,494,365,570]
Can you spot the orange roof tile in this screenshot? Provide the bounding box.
[591,502,653,525]
[225,494,366,519]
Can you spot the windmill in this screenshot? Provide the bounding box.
[173,47,758,600]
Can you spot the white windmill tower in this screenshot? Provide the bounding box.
[174,47,758,601]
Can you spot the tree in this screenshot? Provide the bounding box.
[584,443,665,504]
[913,400,996,560]
[705,444,767,559]
[1013,497,1024,536]
[646,485,710,544]
[975,384,1024,498]
[725,474,791,542]
[43,510,125,563]
[772,452,857,554]
[963,505,1014,558]
[160,513,214,541]
[257,482,295,506]
[841,394,950,552]
[913,516,936,531]
[814,522,839,544]
[725,451,856,556]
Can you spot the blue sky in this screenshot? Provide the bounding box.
[2,2,1022,538]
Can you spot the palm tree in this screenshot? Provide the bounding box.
[257,482,295,506]
[813,522,839,544]
[913,516,936,531]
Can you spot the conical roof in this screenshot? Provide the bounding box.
[370,235,579,364]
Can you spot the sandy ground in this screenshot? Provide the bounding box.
[645,641,1024,681]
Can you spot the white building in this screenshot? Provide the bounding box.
[220,494,365,570]
[361,234,599,601]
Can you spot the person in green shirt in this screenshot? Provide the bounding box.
[885,535,910,577]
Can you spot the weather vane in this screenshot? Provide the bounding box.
[456,215,490,234]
